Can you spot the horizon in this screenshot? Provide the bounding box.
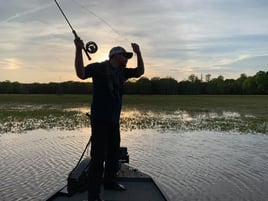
[1,0,268,83]
[1,69,266,84]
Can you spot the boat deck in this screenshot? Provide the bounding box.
[46,165,169,201]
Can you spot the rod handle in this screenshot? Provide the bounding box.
[83,48,92,60]
[72,30,91,60]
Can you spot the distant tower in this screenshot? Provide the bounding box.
[205,74,211,82]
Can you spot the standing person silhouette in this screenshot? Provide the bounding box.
[74,38,144,201]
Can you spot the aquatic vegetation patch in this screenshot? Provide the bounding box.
[0,95,267,134]
[1,106,267,134]
[120,109,268,134]
[0,109,90,133]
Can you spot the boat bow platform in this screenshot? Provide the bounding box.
[45,164,170,201]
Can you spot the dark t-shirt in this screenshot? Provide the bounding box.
[84,60,140,123]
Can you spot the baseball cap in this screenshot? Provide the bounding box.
[109,46,133,59]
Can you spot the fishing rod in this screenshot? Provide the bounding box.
[54,0,98,60]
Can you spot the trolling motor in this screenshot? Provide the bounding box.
[54,0,98,60]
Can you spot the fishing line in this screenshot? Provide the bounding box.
[70,0,157,72]
[56,0,155,71]
[71,1,158,72]
[71,0,131,44]
[54,0,98,60]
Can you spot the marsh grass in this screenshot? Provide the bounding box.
[0,94,267,134]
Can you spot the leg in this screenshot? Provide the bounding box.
[88,120,108,199]
[104,123,120,182]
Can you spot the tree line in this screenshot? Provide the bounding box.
[0,71,267,95]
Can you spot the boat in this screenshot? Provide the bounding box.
[45,147,170,201]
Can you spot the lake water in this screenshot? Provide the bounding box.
[0,128,267,201]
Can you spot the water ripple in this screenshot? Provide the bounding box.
[0,129,268,201]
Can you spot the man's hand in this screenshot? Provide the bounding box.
[131,43,141,54]
[74,38,84,50]
[131,43,144,76]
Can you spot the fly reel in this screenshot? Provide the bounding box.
[85,41,98,54]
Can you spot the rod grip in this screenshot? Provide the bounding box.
[83,48,92,60]
[73,30,91,60]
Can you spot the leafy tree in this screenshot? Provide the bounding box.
[158,77,178,94]
[188,74,199,83]
[124,80,138,94]
[243,77,258,94]
[151,77,161,94]
[255,71,268,93]
[207,75,225,94]
[135,77,152,94]
[224,79,237,94]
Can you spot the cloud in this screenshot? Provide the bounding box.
[0,1,53,23]
[219,54,268,71]
[1,0,268,82]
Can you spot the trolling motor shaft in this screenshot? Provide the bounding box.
[54,0,98,60]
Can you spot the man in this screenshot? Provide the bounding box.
[74,38,144,201]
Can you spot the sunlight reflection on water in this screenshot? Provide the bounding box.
[0,128,267,201]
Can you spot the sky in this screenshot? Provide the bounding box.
[1,0,268,83]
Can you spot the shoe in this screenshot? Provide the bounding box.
[104,182,126,191]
